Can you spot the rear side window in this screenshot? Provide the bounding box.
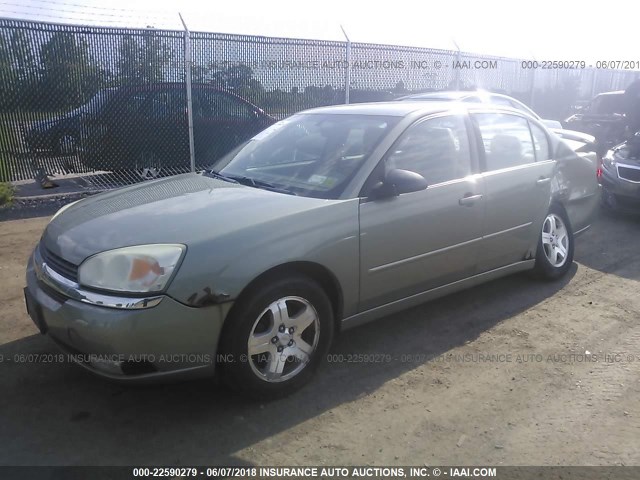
[194,91,253,119]
[385,115,472,185]
[144,90,186,118]
[473,113,535,171]
[529,122,551,161]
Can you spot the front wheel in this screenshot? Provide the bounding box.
[534,205,574,280]
[218,275,334,399]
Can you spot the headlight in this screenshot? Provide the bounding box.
[50,199,81,223]
[78,244,186,294]
[602,151,616,168]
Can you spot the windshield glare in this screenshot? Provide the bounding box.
[216,113,399,199]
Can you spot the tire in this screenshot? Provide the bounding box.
[600,186,618,212]
[533,205,574,280]
[134,150,163,180]
[56,134,77,156]
[218,275,334,399]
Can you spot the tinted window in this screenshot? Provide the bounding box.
[474,113,535,171]
[144,90,186,118]
[529,122,550,161]
[385,115,471,185]
[194,91,252,119]
[591,94,625,115]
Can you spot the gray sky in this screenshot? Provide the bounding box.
[0,0,638,62]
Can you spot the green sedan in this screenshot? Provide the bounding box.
[24,101,599,398]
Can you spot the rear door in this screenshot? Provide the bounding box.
[471,112,555,272]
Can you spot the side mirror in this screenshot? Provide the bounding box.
[369,168,428,199]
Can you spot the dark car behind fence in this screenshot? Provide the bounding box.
[0,18,638,190]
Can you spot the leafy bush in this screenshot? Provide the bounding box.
[0,182,15,207]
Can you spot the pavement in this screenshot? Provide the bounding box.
[1,210,639,468]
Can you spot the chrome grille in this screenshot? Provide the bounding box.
[617,164,640,183]
[39,243,78,282]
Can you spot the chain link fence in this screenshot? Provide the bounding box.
[0,18,638,191]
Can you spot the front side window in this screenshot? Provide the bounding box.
[474,113,536,171]
[385,115,472,185]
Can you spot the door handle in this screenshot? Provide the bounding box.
[536,177,551,185]
[459,194,483,206]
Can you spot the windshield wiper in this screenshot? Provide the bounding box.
[203,170,239,184]
[223,174,297,195]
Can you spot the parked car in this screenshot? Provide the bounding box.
[599,133,640,212]
[564,90,627,155]
[398,90,598,152]
[397,90,564,129]
[78,83,275,179]
[25,101,599,398]
[23,88,117,156]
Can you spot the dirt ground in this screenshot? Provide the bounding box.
[0,211,639,467]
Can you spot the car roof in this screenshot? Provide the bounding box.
[595,90,625,97]
[113,82,228,93]
[301,101,533,118]
[398,91,474,101]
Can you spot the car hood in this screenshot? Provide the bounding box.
[565,113,625,123]
[611,140,640,165]
[30,114,77,131]
[43,173,330,265]
[551,128,595,145]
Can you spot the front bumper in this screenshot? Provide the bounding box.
[25,249,232,382]
[600,164,640,212]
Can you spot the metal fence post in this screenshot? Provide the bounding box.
[452,40,461,90]
[590,69,598,98]
[341,25,351,104]
[529,67,537,108]
[179,13,196,173]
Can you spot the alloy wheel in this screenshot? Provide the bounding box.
[541,213,569,268]
[247,296,320,383]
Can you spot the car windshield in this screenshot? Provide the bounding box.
[213,113,399,199]
[69,90,115,116]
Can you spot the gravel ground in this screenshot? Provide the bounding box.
[0,211,638,467]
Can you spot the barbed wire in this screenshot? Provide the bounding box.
[0,1,181,28]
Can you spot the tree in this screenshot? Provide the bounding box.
[11,31,37,81]
[393,80,407,94]
[211,63,256,91]
[117,31,172,85]
[39,32,106,110]
[10,30,39,110]
[0,34,18,111]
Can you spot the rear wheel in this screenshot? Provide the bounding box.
[534,205,574,280]
[135,150,163,180]
[218,275,334,399]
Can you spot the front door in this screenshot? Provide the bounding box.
[359,114,485,311]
